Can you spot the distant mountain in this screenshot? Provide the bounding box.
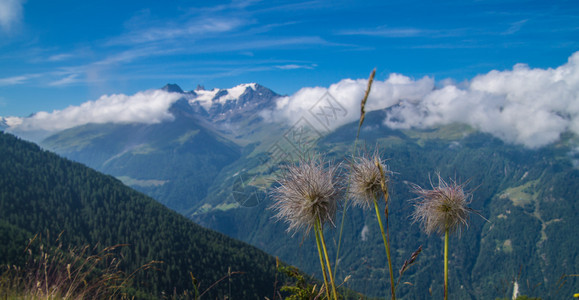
[178,82,282,145]
[0,117,7,130]
[35,83,579,298]
[41,83,281,212]
[160,82,278,124]
[184,83,277,120]
[161,83,184,93]
[41,97,242,212]
[0,131,281,298]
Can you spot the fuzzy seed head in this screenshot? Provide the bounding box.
[348,154,390,209]
[270,157,341,234]
[411,174,474,236]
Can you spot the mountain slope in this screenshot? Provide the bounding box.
[0,132,280,298]
[40,83,281,213]
[41,98,241,212]
[193,109,579,299]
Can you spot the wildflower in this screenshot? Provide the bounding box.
[348,153,390,209]
[411,174,474,236]
[270,156,342,299]
[348,152,397,299]
[410,173,479,300]
[270,156,340,234]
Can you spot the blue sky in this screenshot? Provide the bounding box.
[0,0,578,117]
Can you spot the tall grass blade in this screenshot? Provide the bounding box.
[334,68,376,280]
[356,68,376,140]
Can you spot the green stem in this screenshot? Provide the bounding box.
[444,228,449,300]
[333,197,348,279]
[333,139,359,280]
[373,197,396,300]
[335,68,374,280]
[315,225,332,300]
[317,219,338,300]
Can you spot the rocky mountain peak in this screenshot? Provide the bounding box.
[162,83,184,94]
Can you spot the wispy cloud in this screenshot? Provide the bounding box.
[0,0,25,33]
[108,17,247,46]
[185,0,261,14]
[0,74,35,86]
[340,27,425,38]
[502,19,528,35]
[48,74,79,86]
[338,26,465,38]
[24,2,335,88]
[47,53,75,62]
[275,64,316,70]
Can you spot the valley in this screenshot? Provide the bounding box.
[15,82,578,298]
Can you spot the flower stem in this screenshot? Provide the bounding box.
[315,224,332,300]
[334,69,373,278]
[333,138,360,279]
[444,228,449,300]
[373,197,396,299]
[317,219,338,300]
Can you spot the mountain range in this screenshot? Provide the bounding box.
[3,82,578,298]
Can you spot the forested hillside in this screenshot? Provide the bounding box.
[193,110,579,299]
[0,132,280,298]
[41,99,242,213]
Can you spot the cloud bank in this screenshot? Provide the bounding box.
[5,52,579,149]
[264,51,579,148]
[0,0,24,33]
[9,90,182,132]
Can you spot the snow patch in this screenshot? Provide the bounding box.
[189,83,257,111]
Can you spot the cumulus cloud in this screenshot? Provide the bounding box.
[261,73,435,131]
[0,0,25,33]
[9,90,183,132]
[264,51,579,148]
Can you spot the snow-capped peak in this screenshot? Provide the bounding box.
[226,83,257,100]
[190,83,257,111]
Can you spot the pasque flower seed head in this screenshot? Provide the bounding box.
[270,156,341,234]
[411,174,474,236]
[348,153,390,209]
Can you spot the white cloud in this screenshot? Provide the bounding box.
[265,51,579,148]
[275,64,316,70]
[339,27,426,38]
[260,73,435,132]
[0,0,24,33]
[338,26,464,38]
[503,19,528,35]
[0,74,29,85]
[109,17,245,46]
[48,74,79,86]
[47,53,75,62]
[9,90,183,132]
